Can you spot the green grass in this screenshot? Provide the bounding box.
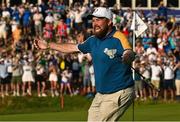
[0,111,88,121]
[121,102,180,121]
[0,96,180,121]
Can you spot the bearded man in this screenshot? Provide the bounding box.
[34,7,135,121]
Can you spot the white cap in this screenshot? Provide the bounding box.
[90,7,113,20]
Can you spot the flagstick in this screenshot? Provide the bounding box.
[130,10,148,122]
[131,10,149,121]
[132,11,136,122]
[132,11,136,80]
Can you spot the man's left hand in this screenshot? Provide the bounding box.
[121,50,135,65]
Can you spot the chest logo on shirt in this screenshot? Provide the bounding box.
[104,48,117,59]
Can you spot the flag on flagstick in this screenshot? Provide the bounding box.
[130,11,148,37]
[131,12,148,81]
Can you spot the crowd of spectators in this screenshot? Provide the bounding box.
[0,0,179,102]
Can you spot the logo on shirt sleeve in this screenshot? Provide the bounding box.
[104,48,117,59]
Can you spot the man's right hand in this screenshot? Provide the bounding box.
[34,38,48,50]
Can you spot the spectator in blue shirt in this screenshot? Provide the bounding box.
[158,1,168,21]
[22,6,31,34]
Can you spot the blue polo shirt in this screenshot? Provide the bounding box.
[78,28,134,94]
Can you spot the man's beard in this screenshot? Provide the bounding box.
[93,25,109,39]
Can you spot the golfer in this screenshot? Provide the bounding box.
[34,7,135,121]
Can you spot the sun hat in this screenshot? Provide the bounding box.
[88,7,113,20]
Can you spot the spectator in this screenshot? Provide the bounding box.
[134,60,143,100]
[48,62,58,97]
[56,18,68,43]
[60,67,73,96]
[33,9,43,37]
[174,61,180,100]
[43,21,54,42]
[135,40,145,56]
[5,54,13,96]
[12,6,20,23]
[150,60,162,99]
[35,63,47,97]
[11,55,22,96]
[157,1,168,21]
[22,59,35,96]
[22,6,31,34]
[146,42,157,55]
[65,10,73,35]
[156,33,165,54]
[163,59,175,101]
[0,58,9,98]
[12,25,22,50]
[0,17,7,46]
[82,59,91,96]
[45,12,54,24]
[74,8,85,32]
[140,60,152,100]
[72,57,80,85]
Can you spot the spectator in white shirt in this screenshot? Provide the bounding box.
[163,60,175,101]
[45,13,54,24]
[150,60,162,99]
[146,42,157,55]
[60,67,73,96]
[33,10,43,36]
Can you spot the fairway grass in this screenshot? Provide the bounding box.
[0,100,180,121]
[0,111,88,121]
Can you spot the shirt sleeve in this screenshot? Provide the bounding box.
[77,37,92,54]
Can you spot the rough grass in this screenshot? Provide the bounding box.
[0,95,180,121]
[0,95,92,115]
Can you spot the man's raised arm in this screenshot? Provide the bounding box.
[34,38,80,53]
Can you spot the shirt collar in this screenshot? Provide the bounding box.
[101,26,116,40]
